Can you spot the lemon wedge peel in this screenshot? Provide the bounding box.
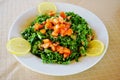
[86,40,104,56]
[38,2,57,14]
[7,37,31,56]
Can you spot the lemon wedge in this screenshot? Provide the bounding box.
[7,37,31,55]
[86,40,104,56]
[38,2,57,14]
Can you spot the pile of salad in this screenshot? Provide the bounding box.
[21,11,94,64]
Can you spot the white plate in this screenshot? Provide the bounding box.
[8,2,109,76]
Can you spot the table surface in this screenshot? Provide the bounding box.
[0,0,120,80]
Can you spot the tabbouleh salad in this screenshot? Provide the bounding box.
[21,11,94,64]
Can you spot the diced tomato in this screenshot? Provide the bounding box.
[65,22,71,29]
[52,18,59,25]
[52,31,58,37]
[43,39,50,43]
[54,24,60,33]
[41,43,50,49]
[56,46,64,54]
[58,16,64,23]
[39,24,43,29]
[41,38,71,58]
[65,29,73,36]
[60,11,66,18]
[41,39,52,48]
[53,42,59,46]
[34,23,43,31]
[40,29,46,34]
[42,21,46,25]
[63,53,69,58]
[34,25,39,31]
[45,22,53,29]
[63,47,71,58]
[48,11,56,16]
[50,44,56,51]
[46,18,54,23]
[59,23,71,36]
[63,47,71,54]
[60,28,66,36]
[59,24,65,29]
